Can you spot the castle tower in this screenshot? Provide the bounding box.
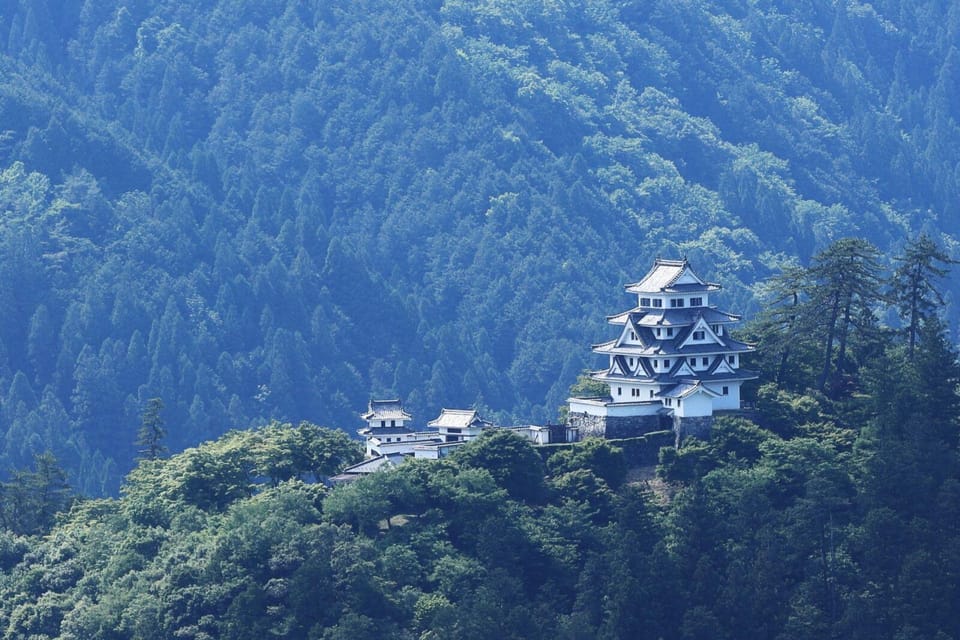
[567,258,756,440]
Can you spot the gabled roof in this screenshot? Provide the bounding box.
[361,399,412,421]
[708,357,738,376]
[625,258,720,294]
[427,408,492,430]
[329,453,407,482]
[677,315,725,349]
[671,359,697,377]
[658,380,721,399]
[610,355,629,376]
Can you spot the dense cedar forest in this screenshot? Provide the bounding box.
[1,1,960,637]
[1,0,959,491]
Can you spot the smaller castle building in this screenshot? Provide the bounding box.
[567,257,756,440]
[358,399,441,457]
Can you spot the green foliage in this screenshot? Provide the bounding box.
[451,429,546,502]
[136,397,167,461]
[546,437,627,489]
[0,364,958,639]
[890,234,957,358]
[1,0,959,493]
[123,421,359,514]
[0,451,74,535]
[0,3,959,635]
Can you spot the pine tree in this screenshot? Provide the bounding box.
[808,238,884,396]
[889,234,956,359]
[136,397,167,461]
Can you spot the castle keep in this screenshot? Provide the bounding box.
[567,257,756,440]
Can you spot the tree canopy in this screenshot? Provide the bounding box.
[1,0,960,490]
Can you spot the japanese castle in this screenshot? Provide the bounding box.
[567,257,756,439]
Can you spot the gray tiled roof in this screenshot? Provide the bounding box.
[331,453,409,482]
[427,408,491,429]
[624,258,721,294]
[361,399,412,421]
[626,258,689,292]
[608,307,740,327]
[657,381,720,399]
[357,426,415,436]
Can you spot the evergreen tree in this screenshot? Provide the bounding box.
[136,397,167,461]
[808,238,885,396]
[0,451,72,535]
[890,233,956,359]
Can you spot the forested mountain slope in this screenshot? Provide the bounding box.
[0,0,958,492]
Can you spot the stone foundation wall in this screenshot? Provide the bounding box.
[567,412,667,439]
[673,415,713,444]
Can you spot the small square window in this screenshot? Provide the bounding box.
[722,386,729,395]
[689,357,696,365]
[728,355,735,364]
[703,357,709,366]
[664,359,670,368]
[667,327,674,337]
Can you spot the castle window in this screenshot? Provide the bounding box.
[728,355,736,364]
[693,330,705,340]
[702,357,709,366]
[722,386,729,395]
[640,297,650,306]
[670,298,684,308]
[629,357,634,367]
[390,420,395,427]
[380,420,385,427]
[689,357,696,366]
[656,328,661,337]
[630,330,637,340]
[617,386,622,396]
[663,359,670,368]
[690,297,703,306]
[649,390,654,398]
[667,327,674,337]
[653,299,663,308]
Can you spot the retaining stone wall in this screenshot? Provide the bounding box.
[567,412,667,439]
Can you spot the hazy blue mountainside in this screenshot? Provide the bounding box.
[0,0,959,491]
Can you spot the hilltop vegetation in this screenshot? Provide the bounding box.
[0,320,958,640]
[0,241,957,638]
[1,0,960,489]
